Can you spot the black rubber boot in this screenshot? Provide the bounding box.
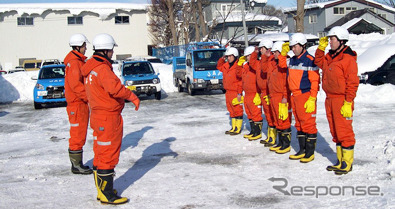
[300,133,317,163]
[69,149,93,175]
[289,131,306,160]
[248,121,262,141]
[244,120,254,138]
[276,128,291,154]
[269,130,283,151]
[96,169,128,204]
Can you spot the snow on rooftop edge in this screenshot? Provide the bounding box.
[0,3,147,20]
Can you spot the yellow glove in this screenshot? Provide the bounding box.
[318,36,329,51]
[281,42,290,57]
[237,56,246,66]
[232,96,244,106]
[279,103,289,121]
[304,96,316,113]
[263,95,270,105]
[127,85,136,91]
[253,93,261,106]
[340,100,353,118]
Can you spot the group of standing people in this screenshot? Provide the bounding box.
[64,33,139,204]
[218,26,359,175]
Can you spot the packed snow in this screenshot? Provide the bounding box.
[0,33,394,208]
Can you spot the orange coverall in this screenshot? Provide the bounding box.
[282,51,320,134]
[217,58,243,118]
[267,55,292,130]
[315,46,359,147]
[242,62,263,122]
[250,51,274,127]
[64,50,89,151]
[81,54,139,170]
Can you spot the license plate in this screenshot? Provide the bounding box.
[53,93,61,98]
[211,79,219,84]
[37,91,47,96]
[127,86,136,91]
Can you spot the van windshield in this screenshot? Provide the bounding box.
[123,62,154,76]
[39,66,65,79]
[193,50,225,69]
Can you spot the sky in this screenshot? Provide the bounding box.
[0,0,296,9]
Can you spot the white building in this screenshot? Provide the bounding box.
[0,3,150,70]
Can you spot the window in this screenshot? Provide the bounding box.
[17,17,33,26]
[309,14,317,24]
[67,16,83,25]
[379,13,387,19]
[333,7,345,15]
[115,16,129,24]
[346,7,357,13]
[369,8,377,13]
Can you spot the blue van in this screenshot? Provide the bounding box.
[120,60,161,100]
[33,64,66,109]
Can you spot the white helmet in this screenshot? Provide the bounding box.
[69,33,89,47]
[92,33,118,50]
[225,47,239,57]
[328,26,349,41]
[258,39,273,49]
[272,41,285,52]
[244,46,255,56]
[289,33,307,46]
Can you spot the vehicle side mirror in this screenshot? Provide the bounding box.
[186,59,191,67]
[157,73,160,76]
[31,75,38,80]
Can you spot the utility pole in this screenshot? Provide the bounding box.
[240,0,249,47]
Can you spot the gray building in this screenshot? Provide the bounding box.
[203,0,282,41]
[284,0,395,37]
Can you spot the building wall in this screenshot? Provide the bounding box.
[286,1,395,35]
[0,9,149,70]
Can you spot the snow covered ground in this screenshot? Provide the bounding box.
[0,33,395,208]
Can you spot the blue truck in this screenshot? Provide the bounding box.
[172,42,226,95]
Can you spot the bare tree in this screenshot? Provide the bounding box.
[295,0,305,32]
[167,0,178,45]
[306,0,330,3]
[148,0,183,46]
[207,0,240,45]
[191,0,200,42]
[197,0,208,40]
[260,4,287,31]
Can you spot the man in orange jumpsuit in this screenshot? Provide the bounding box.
[315,26,359,175]
[282,33,320,163]
[81,33,140,204]
[240,46,263,140]
[217,47,243,135]
[64,33,92,175]
[250,40,276,145]
[265,41,293,154]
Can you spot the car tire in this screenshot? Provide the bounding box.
[187,81,195,96]
[177,82,184,92]
[155,91,161,100]
[34,102,42,109]
[222,89,226,94]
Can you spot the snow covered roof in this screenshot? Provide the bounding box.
[213,12,281,25]
[234,32,319,42]
[342,17,365,29]
[283,0,395,13]
[0,3,148,20]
